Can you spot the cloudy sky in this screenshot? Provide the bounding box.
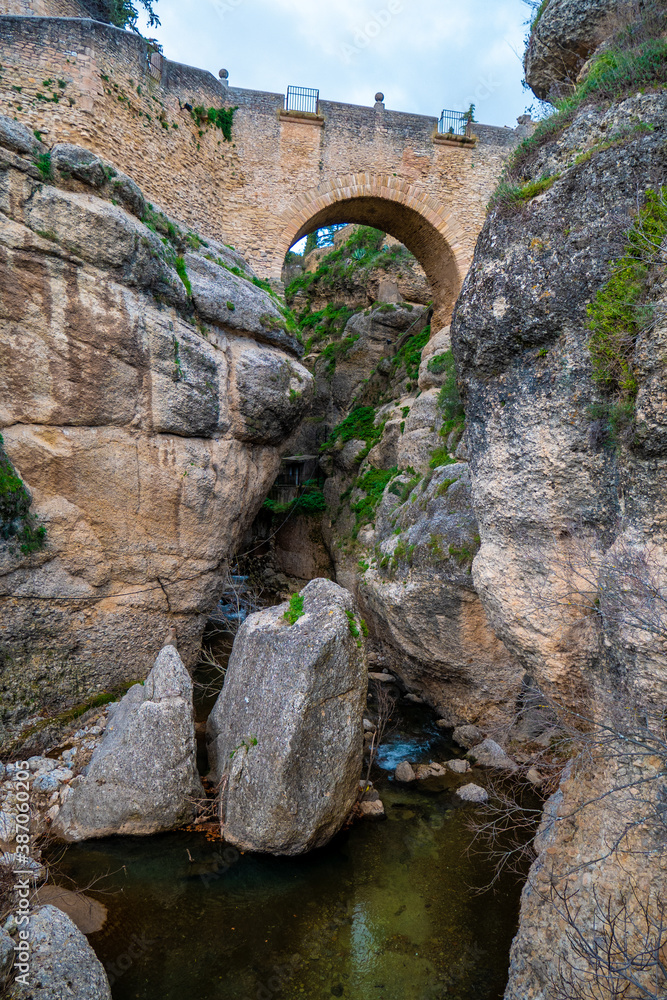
[138,0,533,128]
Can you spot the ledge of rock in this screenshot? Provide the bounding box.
[206,578,367,855]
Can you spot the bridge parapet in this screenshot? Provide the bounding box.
[0,13,522,321]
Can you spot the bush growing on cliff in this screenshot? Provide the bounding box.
[351,467,398,538]
[0,435,46,555]
[494,0,667,206]
[587,187,667,399]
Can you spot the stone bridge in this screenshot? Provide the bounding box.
[0,12,526,322]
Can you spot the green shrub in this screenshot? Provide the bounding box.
[435,351,465,421]
[191,105,238,141]
[392,325,431,381]
[429,448,457,470]
[325,406,382,450]
[174,256,192,296]
[263,484,327,517]
[35,151,52,180]
[351,466,398,538]
[284,593,305,625]
[436,478,458,496]
[587,187,667,397]
[0,435,46,554]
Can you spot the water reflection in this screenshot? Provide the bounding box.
[52,705,523,1000]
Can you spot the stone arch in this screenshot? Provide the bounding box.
[279,174,469,328]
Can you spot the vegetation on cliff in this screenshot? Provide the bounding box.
[491,0,667,213]
[587,186,667,399]
[0,435,46,555]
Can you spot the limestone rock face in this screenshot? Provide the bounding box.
[524,0,619,100]
[9,905,111,1000]
[505,756,667,1000]
[452,90,667,714]
[51,644,202,841]
[0,121,313,716]
[206,578,367,855]
[359,465,523,726]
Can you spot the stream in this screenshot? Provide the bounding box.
[53,702,525,1000]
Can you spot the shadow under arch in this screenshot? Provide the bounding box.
[279,174,469,329]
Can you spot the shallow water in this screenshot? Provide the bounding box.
[54,706,524,1000]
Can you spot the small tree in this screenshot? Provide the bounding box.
[108,0,160,31]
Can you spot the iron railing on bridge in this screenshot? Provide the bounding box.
[438,108,472,137]
[285,85,320,115]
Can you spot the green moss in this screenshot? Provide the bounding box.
[587,187,667,398]
[284,593,305,625]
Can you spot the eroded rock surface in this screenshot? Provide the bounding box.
[8,905,111,1000]
[0,118,313,719]
[52,644,202,840]
[452,89,667,713]
[207,578,367,855]
[524,0,619,100]
[357,465,523,725]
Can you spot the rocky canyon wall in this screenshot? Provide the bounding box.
[449,0,667,995]
[0,118,312,724]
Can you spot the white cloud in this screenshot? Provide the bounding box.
[138,0,531,126]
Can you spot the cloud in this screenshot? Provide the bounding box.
[139,0,530,127]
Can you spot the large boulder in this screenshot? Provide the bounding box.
[52,645,203,840]
[524,0,620,100]
[206,578,367,855]
[8,905,111,1000]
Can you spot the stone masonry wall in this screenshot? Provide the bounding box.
[0,0,106,18]
[0,16,519,320]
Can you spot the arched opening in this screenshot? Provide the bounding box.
[279,176,469,330]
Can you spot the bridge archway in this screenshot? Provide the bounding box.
[279,175,469,329]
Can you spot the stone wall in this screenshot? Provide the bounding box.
[0,15,520,323]
[0,0,108,18]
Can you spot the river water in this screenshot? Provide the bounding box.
[54,704,525,1000]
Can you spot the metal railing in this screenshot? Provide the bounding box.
[438,108,472,136]
[285,85,319,115]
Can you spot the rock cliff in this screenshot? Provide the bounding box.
[451,1,667,995]
[0,117,313,725]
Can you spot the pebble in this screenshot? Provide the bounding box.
[456,783,489,804]
[358,799,385,819]
[368,672,395,683]
[445,758,471,774]
[394,761,416,783]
